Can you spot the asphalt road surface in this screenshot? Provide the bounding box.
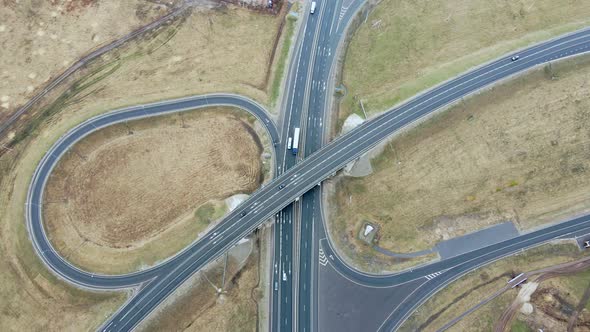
[26,94,279,290]
[270,0,364,330]
[106,27,590,331]
[316,212,590,331]
[295,0,366,331]
[25,18,590,332]
[270,0,346,331]
[270,1,322,329]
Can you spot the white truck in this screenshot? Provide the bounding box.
[310,1,316,14]
[292,127,300,155]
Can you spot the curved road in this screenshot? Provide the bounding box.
[25,26,590,332]
[103,27,590,331]
[26,93,279,289]
[317,213,590,330]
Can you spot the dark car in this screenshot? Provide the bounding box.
[278,184,286,190]
[240,211,247,218]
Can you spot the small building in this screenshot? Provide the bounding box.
[363,224,374,237]
[358,221,378,244]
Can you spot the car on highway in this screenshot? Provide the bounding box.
[240,211,247,218]
[283,271,287,281]
[584,240,590,248]
[310,1,316,14]
[278,184,286,190]
[511,55,520,61]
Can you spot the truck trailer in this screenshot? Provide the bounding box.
[292,127,300,155]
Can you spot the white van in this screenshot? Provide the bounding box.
[310,1,316,14]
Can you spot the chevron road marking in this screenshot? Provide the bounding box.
[425,271,444,281]
[319,248,328,266]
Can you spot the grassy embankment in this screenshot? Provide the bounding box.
[270,2,299,105]
[340,0,590,125]
[331,53,590,272]
[400,243,590,331]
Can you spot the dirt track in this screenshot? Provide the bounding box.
[493,256,590,332]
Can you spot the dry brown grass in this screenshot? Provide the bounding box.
[140,244,260,332]
[81,4,285,109]
[331,55,590,270]
[0,2,284,329]
[0,127,127,331]
[43,107,265,274]
[1,1,288,150]
[340,0,590,123]
[0,0,175,114]
[400,242,589,332]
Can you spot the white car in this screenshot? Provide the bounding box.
[584,240,590,248]
[511,55,520,61]
[283,271,287,281]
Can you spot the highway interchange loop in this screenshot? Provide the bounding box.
[24,16,590,332]
[26,94,279,289]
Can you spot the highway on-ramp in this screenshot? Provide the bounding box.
[25,21,590,332]
[316,212,590,331]
[26,94,279,290]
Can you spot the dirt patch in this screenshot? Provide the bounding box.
[330,54,590,271]
[339,0,590,124]
[43,107,266,274]
[514,270,590,331]
[487,256,590,331]
[0,0,173,117]
[400,243,590,332]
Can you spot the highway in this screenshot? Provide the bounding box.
[271,1,331,331]
[24,12,590,332]
[294,0,365,331]
[270,1,362,331]
[269,0,319,329]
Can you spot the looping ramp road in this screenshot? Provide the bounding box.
[26,93,278,289]
[24,24,590,332]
